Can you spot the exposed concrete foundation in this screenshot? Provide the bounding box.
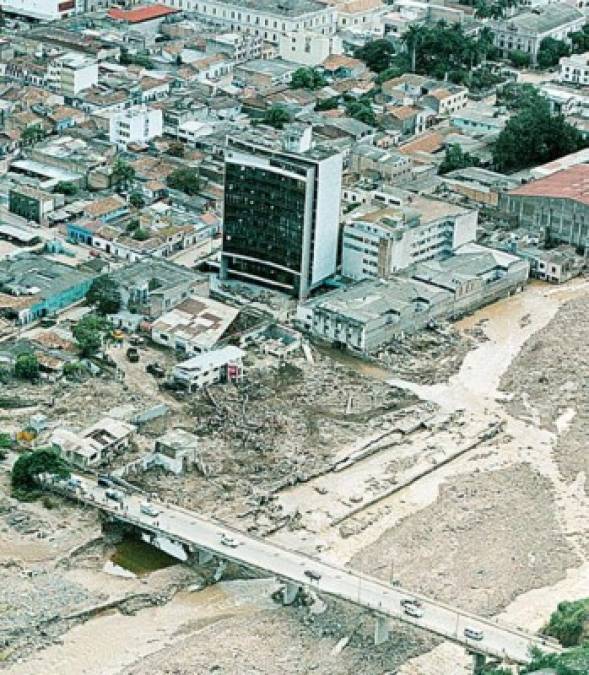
[374,615,390,645]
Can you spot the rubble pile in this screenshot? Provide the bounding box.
[374,324,483,384]
[131,352,420,528]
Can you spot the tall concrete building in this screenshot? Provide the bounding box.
[221,126,343,298]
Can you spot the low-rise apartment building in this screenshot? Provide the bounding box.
[108,106,163,149]
[341,198,477,280]
[298,243,528,352]
[171,345,244,391]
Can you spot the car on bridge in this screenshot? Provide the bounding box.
[401,599,423,618]
[464,627,484,641]
[304,569,322,581]
[105,489,124,503]
[140,502,160,517]
[220,534,240,548]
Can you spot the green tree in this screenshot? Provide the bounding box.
[166,167,201,195]
[167,141,185,158]
[0,433,13,450]
[316,96,340,111]
[493,98,586,172]
[112,158,136,192]
[346,99,376,126]
[54,181,78,196]
[14,353,39,382]
[355,38,395,73]
[72,313,110,357]
[262,105,291,129]
[402,25,424,73]
[438,144,480,174]
[537,37,571,69]
[132,227,150,241]
[21,125,44,146]
[11,447,70,498]
[497,82,544,110]
[290,67,326,90]
[86,276,121,316]
[509,49,531,68]
[129,191,145,209]
[543,599,589,647]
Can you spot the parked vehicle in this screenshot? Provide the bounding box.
[126,347,139,363]
[304,569,321,581]
[402,602,423,618]
[220,534,240,548]
[140,502,160,517]
[400,599,422,610]
[464,627,484,641]
[97,474,112,488]
[146,362,165,378]
[67,477,82,490]
[129,335,145,346]
[105,489,124,503]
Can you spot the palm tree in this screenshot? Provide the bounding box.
[402,25,424,73]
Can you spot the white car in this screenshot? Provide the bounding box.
[140,502,160,517]
[220,535,240,548]
[464,627,484,641]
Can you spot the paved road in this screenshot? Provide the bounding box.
[59,475,561,665]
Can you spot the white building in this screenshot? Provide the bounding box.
[161,0,337,44]
[51,417,135,470]
[559,51,589,85]
[2,0,114,20]
[47,53,98,97]
[335,0,387,35]
[151,296,239,354]
[109,106,163,149]
[222,125,344,298]
[341,197,478,281]
[278,30,343,66]
[172,346,244,392]
[491,5,585,64]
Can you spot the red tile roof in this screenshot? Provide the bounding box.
[508,164,589,206]
[108,4,179,23]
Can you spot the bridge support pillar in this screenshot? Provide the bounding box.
[197,549,213,565]
[281,581,300,605]
[472,653,486,675]
[374,616,390,645]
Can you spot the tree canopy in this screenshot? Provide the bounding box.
[493,97,586,172]
[11,448,70,497]
[290,67,326,90]
[14,353,40,382]
[72,313,110,357]
[354,39,396,73]
[543,599,589,647]
[166,168,201,195]
[377,23,498,86]
[112,158,136,191]
[438,144,480,175]
[496,82,544,111]
[346,98,376,126]
[86,276,121,316]
[54,181,79,196]
[129,191,145,209]
[537,37,571,69]
[262,105,291,129]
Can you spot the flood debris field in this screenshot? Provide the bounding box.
[500,295,589,499]
[130,350,422,529]
[1,284,588,674]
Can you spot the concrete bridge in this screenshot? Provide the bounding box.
[54,475,561,673]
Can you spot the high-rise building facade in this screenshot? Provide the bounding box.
[221,127,343,298]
